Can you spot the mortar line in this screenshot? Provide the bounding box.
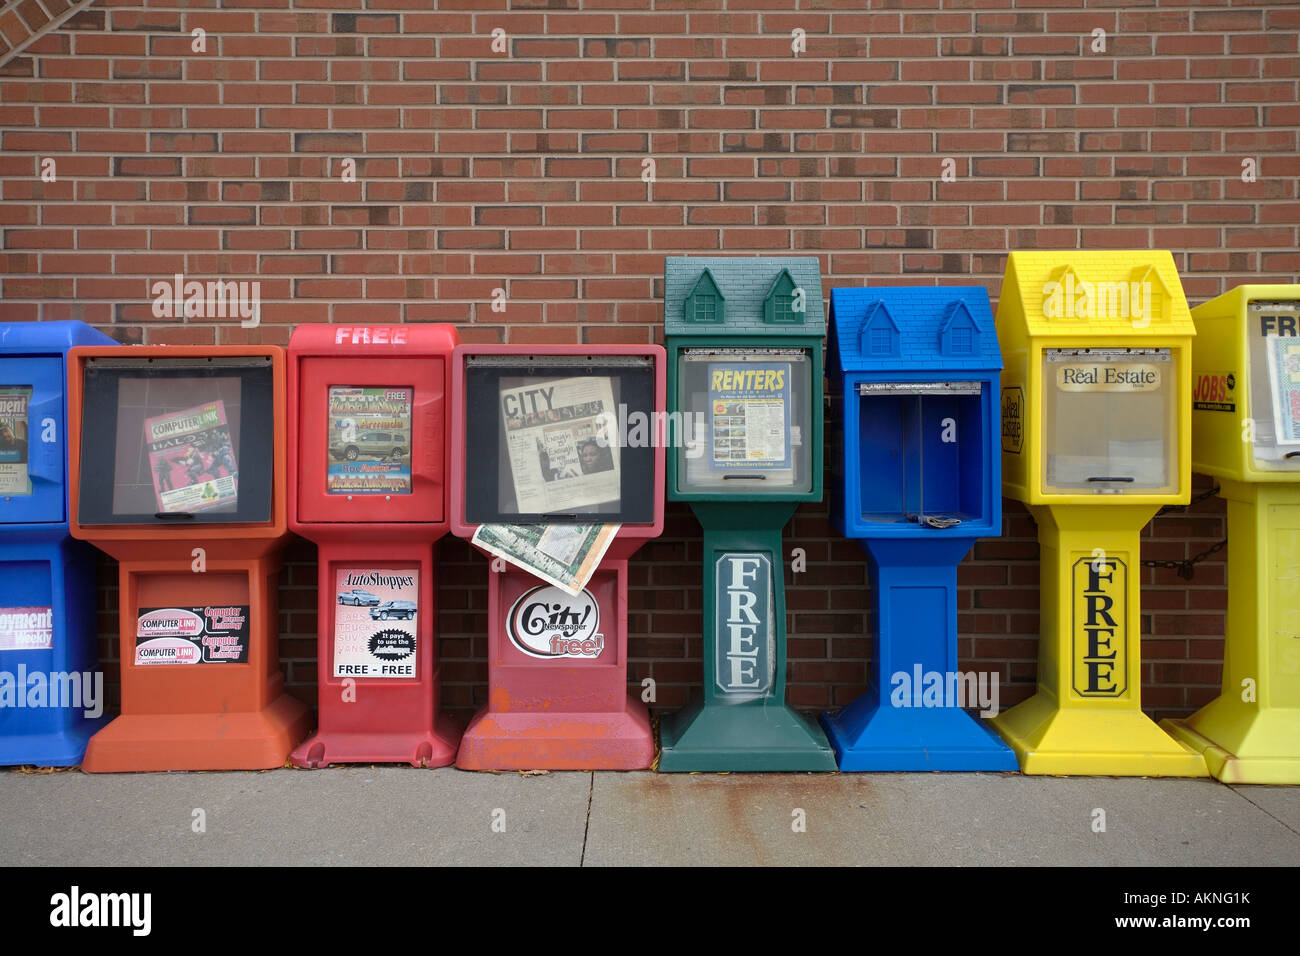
[579,771,594,867]
[1228,784,1300,837]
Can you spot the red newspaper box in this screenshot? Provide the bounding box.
[450,344,665,770]
[287,324,461,768]
[68,345,310,771]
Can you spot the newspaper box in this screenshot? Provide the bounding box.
[1160,285,1300,783]
[820,287,1018,771]
[449,344,665,770]
[68,345,309,771]
[0,321,115,766]
[288,324,461,768]
[657,257,837,771]
[989,251,1208,776]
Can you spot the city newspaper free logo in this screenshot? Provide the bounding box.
[1072,555,1128,698]
[506,585,604,660]
[714,552,773,696]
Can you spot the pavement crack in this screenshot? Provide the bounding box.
[579,771,594,867]
[1229,785,1300,837]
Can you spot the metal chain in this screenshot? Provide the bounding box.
[1155,484,1223,515]
[1018,486,1227,580]
[1142,485,1226,579]
[1140,538,1227,580]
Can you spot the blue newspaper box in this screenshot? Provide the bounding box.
[820,288,1018,770]
[0,321,115,765]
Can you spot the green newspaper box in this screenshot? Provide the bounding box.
[658,257,836,771]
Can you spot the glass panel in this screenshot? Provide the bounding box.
[1041,348,1177,494]
[463,356,655,524]
[78,358,274,525]
[1247,299,1300,471]
[326,386,413,495]
[0,386,33,497]
[677,348,812,494]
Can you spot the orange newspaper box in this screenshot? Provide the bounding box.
[287,324,461,768]
[68,346,309,771]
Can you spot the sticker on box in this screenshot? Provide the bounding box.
[135,606,250,665]
[334,568,418,678]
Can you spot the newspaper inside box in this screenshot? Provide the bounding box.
[856,381,986,525]
[1247,297,1300,471]
[77,356,274,525]
[0,352,71,524]
[1040,347,1178,495]
[323,385,414,496]
[675,347,814,494]
[463,354,656,525]
[0,382,36,503]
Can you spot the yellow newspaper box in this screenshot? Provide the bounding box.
[1161,285,1300,783]
[991,251,1208,776]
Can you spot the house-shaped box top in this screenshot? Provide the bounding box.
[1189,283,1300,483]
[664,257,825,339]
[663,257,826,502]
[994,250,1195,506]
[827,287,1001,538]
[996,250,1195,340]
[0,321,115,528]
[828,286,1001,376]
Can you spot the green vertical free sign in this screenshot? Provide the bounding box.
[714,552,774,696]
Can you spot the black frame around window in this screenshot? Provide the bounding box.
[78,357,275,525]
[464,356,656,525]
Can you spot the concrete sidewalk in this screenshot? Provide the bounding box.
[1,767,1296,866]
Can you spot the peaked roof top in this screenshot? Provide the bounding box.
[688,268,724,298]
[830,285,1001,372]
[998,250,1194,337]
[664,256,825,336]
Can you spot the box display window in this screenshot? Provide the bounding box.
[1247,299,1300,471]
[1041,348,1178,494]
[0,385,33,497]
[77,357,275,525]
[856,382,986,527]
[675,348,813,494]
[463,355,655,524]
[326,386,414,495]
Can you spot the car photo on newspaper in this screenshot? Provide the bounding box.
[369,600,416,621]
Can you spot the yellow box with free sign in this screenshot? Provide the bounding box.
[991,251,1208,776]
[1162,285,1300,784]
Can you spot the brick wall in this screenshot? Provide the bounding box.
[5,0,1297,723]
